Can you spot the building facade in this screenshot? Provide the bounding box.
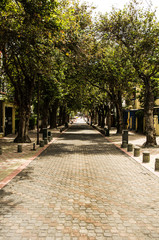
[123,88,159,135]
[0,51,16,137]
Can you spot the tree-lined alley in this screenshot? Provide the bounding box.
[0,0,159,146]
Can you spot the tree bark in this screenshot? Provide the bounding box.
[62,105,67,125]
[101,106,105,128]
[115,91,123,134]
[2,48,34,143]
[50,99,59,129]
[58,106,62,126]
[58,105,67,126]
[40,100,49,131]
[116,103,123,133]
[143,79,157,146]
[107,105,112,130]
[14,105,31,143]
[97,108,101,126]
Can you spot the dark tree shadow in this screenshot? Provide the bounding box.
[0,189,21,215]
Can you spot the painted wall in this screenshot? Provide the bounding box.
[0,101,15,137]
[154,115,159,136]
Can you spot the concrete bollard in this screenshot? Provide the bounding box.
[32,142,36,151]
[134,146,140,157]
[155,158,159,171]
[122,130,128,144]
[65,122,68,128]
[43,128,48,140]
[48,136,51,142]
[44,138,48,145]
[48,131,52,139]
[0,147,2,155]
[40,140,44,147]
[121,140,127,148]
[17,144,22,153]
[143,151,150,163]
[127,143,133,152]
[104,128,109,137]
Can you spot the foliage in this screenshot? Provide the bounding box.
[0,0,60,142]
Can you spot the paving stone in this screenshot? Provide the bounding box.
[1,121,159,239]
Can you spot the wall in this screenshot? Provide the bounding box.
[0,101,15,137]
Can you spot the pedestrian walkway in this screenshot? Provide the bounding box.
[1,120,159,239]
[94,125,159,178]
[0,127,63,189]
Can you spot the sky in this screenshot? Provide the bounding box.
[80,0,159,16]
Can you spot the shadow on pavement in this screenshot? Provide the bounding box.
[60,133,104,141]
[40,141,126,158]
[14,166,34,182]
[0,188,21,215]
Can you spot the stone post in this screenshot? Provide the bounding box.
[134,147,140,157]
[155,158,159,171]
[48,136,51,142]
[143,151,150,163]
[122,130,128,144]
[43,128,48,140]
[48,131,51,137]
[32,142,36,151]
[121,141,127,148]
[0,147,2,155]
[40,140,44,147]
[18,144,22,153]
[127,144,133,152]
[104,128,109,136]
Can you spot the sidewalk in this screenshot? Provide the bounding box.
[1,120,159,239]
[94,125,159,178]
[0,126,65,189]
[1,122,159,190]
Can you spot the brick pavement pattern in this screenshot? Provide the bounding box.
[1,121,159,240]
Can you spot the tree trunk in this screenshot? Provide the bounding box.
[98,109,101,126]
[58,105,67,126]
[107,105,112,130]
[58,106,63,126]
[116,103,123,133]
[40,100,49,131]
[14,105,31,143]
[2,47,34,143]
[101,107,105,128]
[50,99,59,129]
[115,92,123,134]
[62,105,66,125]
[94,108,98,125]
[143,79,157,146]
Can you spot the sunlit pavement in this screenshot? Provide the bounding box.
[94,124,159,178]
[1,121,159,239]
[0,127,63,189]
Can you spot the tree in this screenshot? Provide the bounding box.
[99,0,159,145]
[53,0,95,120]
[0,0,59,142]
[82,38,135,133]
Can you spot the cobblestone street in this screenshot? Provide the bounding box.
[1,120,159,240]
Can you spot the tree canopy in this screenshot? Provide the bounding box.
[1,0,159,146]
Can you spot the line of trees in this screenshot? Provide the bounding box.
[1,0,159,147]
[0,0,94,142]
